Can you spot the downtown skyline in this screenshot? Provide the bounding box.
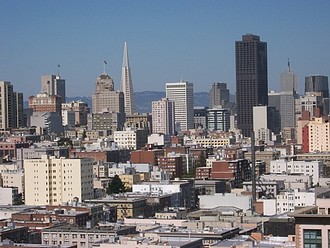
[1,0,330,99]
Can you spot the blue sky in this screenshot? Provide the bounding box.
[1,1,329,98]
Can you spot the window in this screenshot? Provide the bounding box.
[304,229,321,248]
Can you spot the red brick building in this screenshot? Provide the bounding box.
[195,167,211,179]
[131,149,164,166]
[158,155,183,178]
[211,159,251,188]
[28,93,62,114]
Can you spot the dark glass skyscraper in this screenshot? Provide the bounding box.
[235,34,268,137]
[305,75,329,98]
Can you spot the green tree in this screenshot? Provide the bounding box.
[57,137,73,148]
[197,151,206,167]
[106,175,126,195]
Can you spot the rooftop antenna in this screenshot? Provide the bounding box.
[57,64,61,77]
[103,60,107,74]
[288,58,291,72]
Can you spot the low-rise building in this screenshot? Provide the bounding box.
[41,223,136,247]
[85,196,147,220]
[198,193,252,214]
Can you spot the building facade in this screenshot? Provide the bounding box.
[152,98,175,135]
[209,82,230,108]
[207,107,230,131]
[0,81,23,130]
[92,73,125,114]
[24,155,94,205]
[41,74,66,103]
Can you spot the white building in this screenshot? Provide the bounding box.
[114,128,147,150]
[261,174,312,190]
[24,155,94,205]
[253,106,272,143]
[198,193,252,214]
[270,159,322,186]
[276,189,315,214]
[166,81,194,132]
[0,187,19,205]
[152,98,175,135]
[61,108,75,129]
[121,41,136,115]
[148,133,170,147]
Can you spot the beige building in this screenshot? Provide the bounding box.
[62,100,90,127]
[114,128,148,150]
[191,137,234,148]
[0,171,24,194]
[86,197,147,220]
[24,155,94,205]
[92,73,124,114]
[308,116,330,152]
[119,174,141,189]
[152,98,175,135]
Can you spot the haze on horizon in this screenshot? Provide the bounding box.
[1,0,329,99]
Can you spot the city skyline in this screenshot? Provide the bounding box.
[1,1,330,99]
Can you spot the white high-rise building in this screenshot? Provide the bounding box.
[120,42,136,115]
[152,98,175,135]
[166,81,194,132]
[24,155,94,205]
[253,106,271,143]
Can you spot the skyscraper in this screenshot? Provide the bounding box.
[305,75,329,98]
[305,75,329,116]
[0,81,23,130]
[92,73,124,114]
[280,63,298,129]
[41,75,66,103]
[209,82,229,108]
[236,34,268,137]
[121,42,136,115]
[166,81,194,132]
[152,98,175,135]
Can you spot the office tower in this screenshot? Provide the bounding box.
[305,75,329,116]
[268,91,281,112]
[87,112,125,132]
[280,63,298,129]
[296,93,323,118]
[253,106,280,143]
[152,98,175,135]
[92,73,125,114]
[121,42,136,115]
[125,113,152,135]
[305,75,329,97]
[166,81,194,132]
[24,155,94,205]
[41,74,66,103]
[62,100,90,127]
[194,106,208,129]
[14,92,24,128]
[236,34,268,137]
[207,107,230,131]
[0,81,23,130]
[209,82,230,108]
